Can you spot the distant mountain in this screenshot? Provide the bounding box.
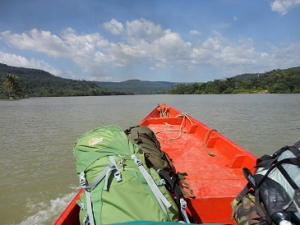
[0,63,130,97]
[0,63,177,96]
[1,62,299,97]
[94,79,178,94]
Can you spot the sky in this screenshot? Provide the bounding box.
[0,0,299,82]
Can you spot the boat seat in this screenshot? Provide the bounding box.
[145,117,184,125]
[228,155,247,168]
[187,124,198,134]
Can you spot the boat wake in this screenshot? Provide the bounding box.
[19,188,78,225]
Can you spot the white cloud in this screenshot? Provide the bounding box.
[1,29,69,57]
[1,18,299,80]
[190,30,200,35]
[233,16,238,21]
[103,19,124,35]
[268,42,300,68]
[102,19,192,69]
[270,0,300,15]
[191,35,223,61]
[109,42,149,66]
[191,34,272,75]
[125,18,164,43]
[59,28,114,74]
[152,30,191,63]
[0,51,61,75]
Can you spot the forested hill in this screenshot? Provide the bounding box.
[0,63,130,97]
[94,79,177,94]
[1,62,300,97]
[0,63,177,96]
[167,67,300,94]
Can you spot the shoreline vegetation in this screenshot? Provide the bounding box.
[0,63,299,99]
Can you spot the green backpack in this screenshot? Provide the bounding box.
[124,125,194,223]
[73,125,179,225]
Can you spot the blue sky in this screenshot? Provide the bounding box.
[0,0,299,82]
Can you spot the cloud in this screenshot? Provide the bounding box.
[103,19,124,35]
[59,28,113,74]
[1,18,300,80]
[125,18,164,43]
[191,34,272,75]
[270,0,300,15]
[101,19,191,68]
[190,30,200,35]
[268,42,300,68]
[151,30,191,64]
[1,29,69,57]
[0,51,61,76]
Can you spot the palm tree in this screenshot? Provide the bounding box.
[2,73,22,99]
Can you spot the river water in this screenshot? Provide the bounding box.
[0,94,299,224]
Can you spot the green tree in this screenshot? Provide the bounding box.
[204,81,220,94]
[2,73,23,99]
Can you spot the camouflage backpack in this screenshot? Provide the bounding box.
[231,191,272,225]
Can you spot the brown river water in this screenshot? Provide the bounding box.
[0,94,299,224]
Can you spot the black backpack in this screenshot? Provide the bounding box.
[232,141,300,225]
[124,125,195,223]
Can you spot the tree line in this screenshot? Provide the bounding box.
[0,73,132,99]
[167,67,300,94]
[0,63,132,99]
[94,79,176,94]
[1,63,299,99]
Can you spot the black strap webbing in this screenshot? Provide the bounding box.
[277,163,299,190]
[256,157,300,189]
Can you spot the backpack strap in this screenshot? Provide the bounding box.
[235,168,272,224]
[158,169,191,223]
[255,157,300,190]
[179,198,190,223]
[131,154,172,220]
[177,172,196,199]
[261,157,300,211]
[235,168,256,203]
[287,145,300,157]
[109,156,122,182]
[256,145,300,168]
[255,145,300,191]
[256,145,290,167]
[276,158,300,189]
[254,188,271,222]
[79,162,118,225]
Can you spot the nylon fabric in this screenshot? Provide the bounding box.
[125,125,192,223]
[124,125,173,175]
[74,125,179,225]
[131,154,171,219]
[255,146,300,221]
[231,191,271,225]
[74,125,135,173]
[232,142,300,225]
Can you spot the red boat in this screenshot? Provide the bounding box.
[54,103,257,224]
